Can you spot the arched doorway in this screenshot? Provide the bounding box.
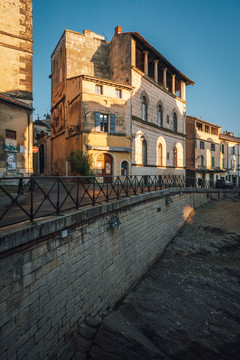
[96,153,113,182]
[39,144,45,174]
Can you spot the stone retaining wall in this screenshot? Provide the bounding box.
[0,189,213,360]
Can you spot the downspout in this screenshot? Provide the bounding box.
[130,94,133,176]
[28,109,33,176]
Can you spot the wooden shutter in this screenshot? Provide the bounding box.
[95,112,100,131]
[110,113,116,134]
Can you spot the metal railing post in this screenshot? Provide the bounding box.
[30,177,34,222]
[93,177,95,206]
[57,177,60,215]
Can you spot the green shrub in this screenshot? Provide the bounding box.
[66,150,94,176]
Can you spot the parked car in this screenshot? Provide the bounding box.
[216,179,233,189]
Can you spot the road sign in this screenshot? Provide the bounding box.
[32,146,38,153]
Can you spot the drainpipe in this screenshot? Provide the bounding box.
[130,95,133,176]
[28,109,33,176]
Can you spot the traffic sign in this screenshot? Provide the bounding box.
[32,146,38,153]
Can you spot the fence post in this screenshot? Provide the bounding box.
[106,178,109,202]
[93,177,95,206]
[30,176,34,222]
[76,177,79,208]
[57,177,60,215]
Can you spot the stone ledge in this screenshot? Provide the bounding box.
[0,188,233,254]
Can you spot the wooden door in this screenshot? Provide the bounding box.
[96,153,113,182]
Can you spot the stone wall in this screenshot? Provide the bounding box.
[0,0,33,100]
[0,189,211,359]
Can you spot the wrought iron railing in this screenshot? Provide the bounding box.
[0,175,236,228]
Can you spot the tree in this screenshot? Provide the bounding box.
[66,150,94,176]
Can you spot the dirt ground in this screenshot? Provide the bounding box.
[89,194,240,360]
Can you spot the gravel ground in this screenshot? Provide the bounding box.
[89,194,240,360]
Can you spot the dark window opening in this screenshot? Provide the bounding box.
[6,129,16,140]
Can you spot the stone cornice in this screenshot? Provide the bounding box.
[132,116,186,138]
[68,74,135,91]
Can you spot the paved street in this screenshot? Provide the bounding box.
[89,195,240,360]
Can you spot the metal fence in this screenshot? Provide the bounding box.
[0,175,235,228]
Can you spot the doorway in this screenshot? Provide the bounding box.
[96,153,113,182]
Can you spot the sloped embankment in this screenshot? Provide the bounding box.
[89,196,240,360]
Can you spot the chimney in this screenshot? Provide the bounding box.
[115,25,122,35]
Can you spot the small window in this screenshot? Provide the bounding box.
[173,113,177,132]
[205,125,210,133]
[222,144,225,154]
[158,105,163,127]
[167,115,169,124]
[212,157,215,168]
[211,143,215,151]
[197,122,203,131]
[232,146,235,155]
[142,96,147,121]
[6,129,16,140]
[167,152,169,160]
[115,89,121,98]
[95,85,103,95]
[200,141,205,149]
[100,114,108,132]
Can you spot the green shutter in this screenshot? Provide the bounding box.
[95,112,100,131]
[110,113,116,134]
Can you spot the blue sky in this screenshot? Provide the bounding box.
[33,0,240,135]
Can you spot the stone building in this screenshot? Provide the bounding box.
[186,116,226,185]
[51,26,194,178]
[51,29,133,177]
[0,0,33,177]
[220,131,240,187]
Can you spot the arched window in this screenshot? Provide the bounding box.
[158,105,162,127]
[142,96,147,121]
[142,139,147,166]
[173,146,177,167]
[173,112,177,132]
[158,143,163,166]
[121,161,129,176]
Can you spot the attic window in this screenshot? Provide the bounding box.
[96,85,103,95]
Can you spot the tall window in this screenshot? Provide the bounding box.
[222,158,225,168]
[142,139,147,165]
[201,155,204,167]
[211,143,215,151]
[173,146,177,167]
[212,157,215,168]
[158,143,163,166]
[158,105,162,127]
[100,114,108,132]
[121,161,129,176]
[200,141,205,149]
[142,96,147,121]
[222,144,225,154]
[173,113,177,132]
[232,146,235,155]
[115,89,121,98]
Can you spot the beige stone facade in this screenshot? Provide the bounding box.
[220,132,240,187]
[0,0,33,177]
[186,116,228,185]
[51,26,194,178]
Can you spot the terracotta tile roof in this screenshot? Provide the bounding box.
[0,92,33,110]
[122,32,195,85]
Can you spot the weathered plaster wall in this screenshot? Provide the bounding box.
[0,189,210,360]
[0,101,33,176]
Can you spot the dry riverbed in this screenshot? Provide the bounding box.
[89,194,240,360]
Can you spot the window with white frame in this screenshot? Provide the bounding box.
[115,89,121,98]
[95,85,103,95]
[142,96,147,121]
